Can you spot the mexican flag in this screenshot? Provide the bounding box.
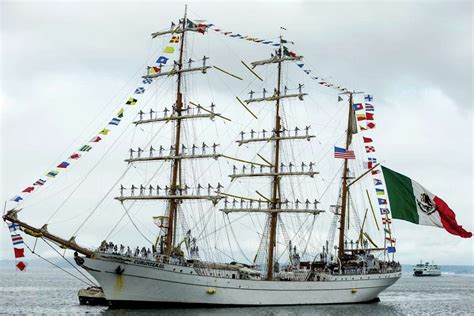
[382,166,472,238]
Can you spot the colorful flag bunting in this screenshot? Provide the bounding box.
[364,94,373,102]
[387,246,396,253]
[57,161,70,168]
[365,146,376,153]
[374,179,383,186]
[334,146,355,159]
[14,247,25,258]
[70,153,81,159]
[371,169,381,175]
[109,118,121,126]
[11,234,23,245]
[367,122,376,129]
[99,129,110,135]
[338,96,343,102]
[90,136,102,143]
[353,103,364,111]
[10,196,23,202]
[8,223,19,232]
[385,236,396,243]
[147,66,161,76]
[134,87,145,94]
[22,187,34,193]
[380,208,390,214]
[34,179,46,185]
[356,114,366,121]
[163,46,175,54]
[156,56,169,65]
[79,145,92,152]
[142,78,153,84]
[169,36,179,43]
[364,161,376,169]
[46,170,59,178]
[296,63,304,68]
[126,98,137,105]
[16,261,26,271]
[382,218,392,225]
[117,108,124,118]
[365,104,374,112]
[365,113,375,121]
[378,198,387,205]
[376,188,385,196]
[363,137,373,143]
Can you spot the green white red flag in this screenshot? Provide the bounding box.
[382,166,472,238]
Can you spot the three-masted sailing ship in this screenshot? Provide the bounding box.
[4,7,401,307]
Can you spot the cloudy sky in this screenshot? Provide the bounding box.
[1,0,472,266]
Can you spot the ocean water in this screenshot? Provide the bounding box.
[0,266,473,315]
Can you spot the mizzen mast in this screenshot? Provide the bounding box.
[337,91,361,258]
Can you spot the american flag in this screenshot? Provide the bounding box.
[334,146,355,159]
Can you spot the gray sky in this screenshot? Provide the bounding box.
[1,0,472,266]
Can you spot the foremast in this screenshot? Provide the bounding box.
[3,8,220,259]
[167,5,188,257]
[116,7,222,257]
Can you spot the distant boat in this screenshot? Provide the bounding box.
[413,261,441,277]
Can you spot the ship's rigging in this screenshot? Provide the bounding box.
[3,6,394,282]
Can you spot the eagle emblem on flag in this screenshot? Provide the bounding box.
[416,193,437,215]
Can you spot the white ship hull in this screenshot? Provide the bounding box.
[81,254,401,307]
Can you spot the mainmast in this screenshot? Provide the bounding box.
[266,37,283,280]
[221,35,323,280]
[166,5,188,256]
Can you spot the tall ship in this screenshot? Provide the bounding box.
[4,7,403,307]
[413,261,441,277]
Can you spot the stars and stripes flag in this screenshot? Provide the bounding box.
[334,146,355,159]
